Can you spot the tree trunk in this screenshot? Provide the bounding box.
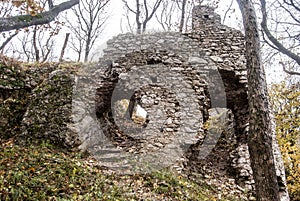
[179,0,187,32]
[136,0,142,34]
[142,22,147,33]
[33,26,40,62]
[84,36,91,62]
[59,33,70,62]
[236,0,281,200]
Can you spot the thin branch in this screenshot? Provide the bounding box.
[260,0,300,66]
[260,29,279,51]
[223,0,234,24]
[0,0,79,32]
[122,0,137,14]
[0,31,18,51]
[279,61,300,75]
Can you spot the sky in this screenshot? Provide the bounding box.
[86,0,287,84]
[99,0,243,38]
[83,0,291,84]
[4,0,294,84]
[88,0,243,60]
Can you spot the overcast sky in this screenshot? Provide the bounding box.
[6,0,288,83]
[86,0,243,59]
[66,0,285,84]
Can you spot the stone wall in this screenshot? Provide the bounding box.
[0,5,289,200]
[0,58,80,147]
[93,4,250,186]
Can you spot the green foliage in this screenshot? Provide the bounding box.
[270,82,300,200]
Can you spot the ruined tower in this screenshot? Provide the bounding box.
[192,5,221,29]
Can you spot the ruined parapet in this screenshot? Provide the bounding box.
[192,5,221,29]
[189,5,247,83]
[0,58,79,146]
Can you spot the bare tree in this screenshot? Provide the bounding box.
[5,0,64,63]
[259,0,300,75]
[0,0,77,60]
[179,0,187,32]
[122,0,163,34]
[178,0,199,32]
[66,0,110,62]
[154,0,196,32]
[155,0,177,31]
[36,24,61,62]
[10,24,59,62]
[237,0,288,200]
[17,34,32,62]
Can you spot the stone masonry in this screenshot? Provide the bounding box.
[0,5,289,200]
[76,5,287,199]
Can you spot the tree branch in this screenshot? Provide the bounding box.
[48,0,54,9]
[260,0,300,66]
[0,0,79,32]
[0,31,18,51]
[122,0,137,14]
[223,0,234,24]
[279,61,300,76]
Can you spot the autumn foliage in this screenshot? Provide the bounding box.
[270,82,300,200]
[3,0,43,16]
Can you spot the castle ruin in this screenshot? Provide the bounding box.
[0,5,289,200]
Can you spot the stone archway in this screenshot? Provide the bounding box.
[93,49,215,173]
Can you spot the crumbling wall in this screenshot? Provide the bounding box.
[190,6,288,200]
[94,5,251,188]
[0,5,288,200]
[85,6,287,199]
[0,60,30,138]
[0,58,80,147]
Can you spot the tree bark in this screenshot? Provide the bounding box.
[48,0,54,9]
[84,33,91,62]
[236,0,281,200]
[136,0,142,34]
[179,0,187,32]
[0,0,79,32]
[32,26,40,62]
[59,33,70,62]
